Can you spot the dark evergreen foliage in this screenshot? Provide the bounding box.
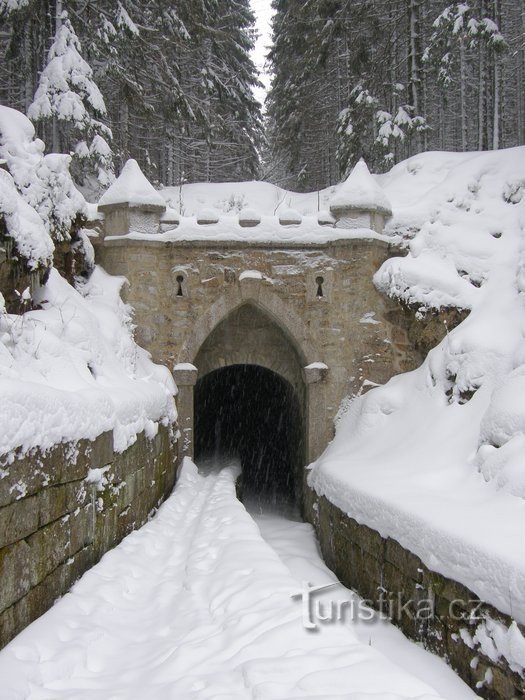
[266,0,525,191]
[0,0,263,185]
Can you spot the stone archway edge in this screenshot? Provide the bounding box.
[178,280,318,368]
[174,362,329,386]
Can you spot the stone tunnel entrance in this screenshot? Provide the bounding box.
[191,302,308,504]
[194,365,304,504]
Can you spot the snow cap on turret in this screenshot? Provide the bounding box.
[98,159,165,212]
[330,158,392,217]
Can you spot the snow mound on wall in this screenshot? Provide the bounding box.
[309,146,525,623]
[161,179,338,217]
[330,158,392,214]
[99,159,166,209]
[0,266,176,456]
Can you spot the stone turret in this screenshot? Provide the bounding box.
[98,159,166,236]
[330,159,392,233]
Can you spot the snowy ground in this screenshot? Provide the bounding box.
[309,148,525,652]
[0,267,176,456]
[0,460,476,700]
[0,106,176,458]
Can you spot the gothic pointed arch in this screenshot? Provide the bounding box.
[177,282,317,371]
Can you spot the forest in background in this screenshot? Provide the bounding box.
[0,0,263,189]
[0,0,524,193]
[267,0,525,190]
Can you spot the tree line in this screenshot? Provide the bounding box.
[0,0,263,190]
[266,0,525,191]
[1,0,524,194]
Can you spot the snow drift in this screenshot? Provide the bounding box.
[0,107,176,457]
[309,147,525,626]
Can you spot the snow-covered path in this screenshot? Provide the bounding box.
[0,460,475,699]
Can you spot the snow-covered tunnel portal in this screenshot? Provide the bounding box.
[194,365,304,503]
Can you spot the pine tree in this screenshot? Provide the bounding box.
[27,9,114,187]
[1,0,263,185]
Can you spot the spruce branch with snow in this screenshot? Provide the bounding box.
[28,11,115,189]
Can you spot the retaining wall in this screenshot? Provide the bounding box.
[303,483,525,700]
[0,424,177,649]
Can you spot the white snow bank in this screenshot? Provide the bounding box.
[0,170,54,269]
[162,179,339,218]
[0,459,447,699]
[251,504,476,699]
[99,159,165,209]
[309,146,525,623]
[279,207,302,223]
[108,214,387,245]
[238,206,261,221]
[330,158,392,214]
[0,105,85,241]
[0,266,176,456]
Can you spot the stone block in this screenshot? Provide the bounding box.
[68,504,94,555]
[0,495,39,549]
[355,521,385,559]
[0,540,33,612]
[491,666,523,699]
[89,432,114,469]
[0,545,93,649]
[384,537,424,582]
[0,450,54,507]
[26,517,72,585]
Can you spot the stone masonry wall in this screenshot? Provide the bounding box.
[0,424,177,649]
[95,237,425,462]
[303,483,525,700]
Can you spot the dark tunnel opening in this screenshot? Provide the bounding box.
[194,365,304,505]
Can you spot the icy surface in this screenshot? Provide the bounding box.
[99,159,166,209]
[330,159,392,214]
[0,459,466,699]
[309,146,525,623]
[0,266,176,455]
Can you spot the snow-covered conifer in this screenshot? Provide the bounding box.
[28,11,114,188]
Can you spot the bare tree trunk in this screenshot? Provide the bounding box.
[478,43,485,149]
[493,58,500,149]
[459,37,468,151]
[408,0,421,154]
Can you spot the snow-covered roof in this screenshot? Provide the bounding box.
[330,159,392,215]
[98,159,166,211]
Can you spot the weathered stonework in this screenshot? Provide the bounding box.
[0,424,177,649]
[303,483,525,700]
[95,236,424,465]
[0,233,45,313]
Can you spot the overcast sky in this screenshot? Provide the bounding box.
[250,0,274,105]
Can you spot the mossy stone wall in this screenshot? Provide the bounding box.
[303,482,525,700]
[0,425,177,649]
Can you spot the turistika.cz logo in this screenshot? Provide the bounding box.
[291,581,483,630]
